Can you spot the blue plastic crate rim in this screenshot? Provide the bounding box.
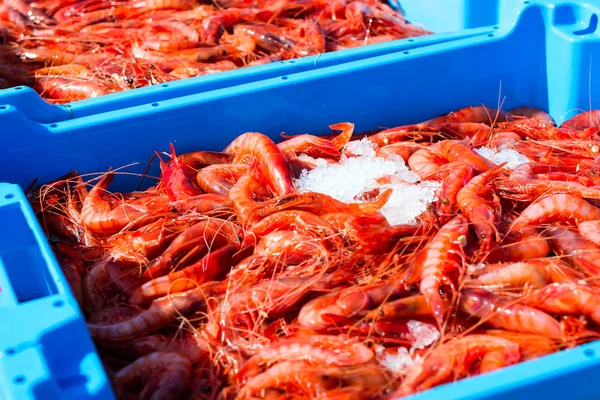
[3,0,600,399]
[0,0,516,122]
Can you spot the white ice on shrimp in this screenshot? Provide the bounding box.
[376,346,423,374]
[294,139,441,225]
[342,137,377,157]
[475,147,530,170]
[379,181,441,226]
[374,320,438,374]
[407,319,440,349]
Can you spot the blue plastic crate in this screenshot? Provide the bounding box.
[0,1,516,122]
[0,184,114,400]
[3,1,600,399]
[390,0,504,32]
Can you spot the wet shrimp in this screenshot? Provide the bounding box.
[224,132,296,196]
[456,164,505,250]
[414,215,468,327]
[510,193,600,231]
[460,288,565,338]
[113,352,193,400]
[79,173,159,235]
[395,335,520,396]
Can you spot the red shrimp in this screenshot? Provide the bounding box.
[88,286,217,342]
[130,245,237,304]
[408,147,446,178]
[414,215,468,327]
[485,330,560,361]
[321,212,420,254]
[577,220,600,246]
[456,164,505,250]
[113,352,192,400]
[196,164,250,196]
[562,110,600,130]
[79,173,154,235]
[292,18,326,57]
[256,188,392,218]
[224,132,296,196]
[489,131,522,150]
[510,193,600,231]
[207,272,346,341]
[396,335,520,396]
[297,282,411,331]
[435,140,496,173]
[237,335,373,384]
[367,294,433,320]
[244,210,339,248]
[4,0,54,24]
[177,150,234,170]
[436,162,475,221]
[199,8,251,44]
[98,333,209,363]
[467,262,549,290]
[502,164,600,201]
[232,24,291,53]
[171,193,233,214]
[158,143,200,201]
[525,281,600,325]
[236,360,333,399]
[510,106,556,126]
[142,218,240,280]
[228,172,271,226]
[34,76,111,102]
[329,122,355,151]
[376,142,425,163]
[460,288,564,338]
[545,226,600,276]
[486,226,550,263]
[254,230,330,268]
[441,123,492,145]
[425,106,513,129]
[277,134,341,160]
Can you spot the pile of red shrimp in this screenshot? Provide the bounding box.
[0,0,430,103]
[29,106,600,399]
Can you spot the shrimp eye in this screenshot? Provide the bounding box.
[202,386,212,393]
[480,233,486,239]
[171,207,178,213]
[442,198,450,205]
[127,77,135,86]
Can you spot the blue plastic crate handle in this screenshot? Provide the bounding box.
[0,184,114,400]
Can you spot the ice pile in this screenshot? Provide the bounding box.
[475,147,530,170]
[407,319,440,349]
[294,139,441,225]
[377,346,421,373]
[375,319,439,373]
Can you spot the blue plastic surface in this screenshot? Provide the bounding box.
[0,1,511,122]
[0,185,114,400]
[3,1,600,399]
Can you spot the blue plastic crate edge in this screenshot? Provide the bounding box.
[0,184,114,400]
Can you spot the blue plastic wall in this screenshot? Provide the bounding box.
[390,0,502,32]
[2,1,600,399]
[0,184,113,400]
[0,1,509,122]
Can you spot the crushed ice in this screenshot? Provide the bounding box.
[407,319,440,349]
[475,147,530,170]
[375,319,439,374]
[294,139,441,225]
